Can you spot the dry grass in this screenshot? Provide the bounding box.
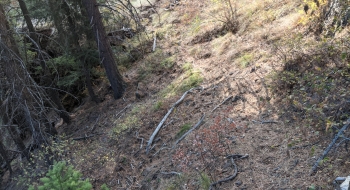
[19,0,350,190]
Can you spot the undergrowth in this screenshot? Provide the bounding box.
[137,49,176,81]
[270,35,350,130]
[111,105,145,137]
[172,107,236,188]
[160,63,203,98]
[15,137,73,189]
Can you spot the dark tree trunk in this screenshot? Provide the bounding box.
[0,4,31,161]
[17,0,38,43]
[61,1,99,103]
[82,0,126,99]
[17,0,71,124]
[0,140,12,176]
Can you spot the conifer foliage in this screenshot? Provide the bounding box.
[29,161,92,190]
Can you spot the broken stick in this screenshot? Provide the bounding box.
[172,114,205,148]
[146,87,200,154]
[310,118,350,175]
[211,96,233,112]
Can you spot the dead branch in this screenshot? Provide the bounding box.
[72,133,103,141]
[145,0,160,23]
[211,96,233,112]
[146,87,200,154]
[152,35,156,52]
[209,154,249,190]
[172,114,205,148]
[310,118,350,175]
[161,171,181,176]
[116,104,131,118]
[153,143,170,157]
[135,131,144,149]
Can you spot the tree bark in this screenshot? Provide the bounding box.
[0,4,32,161]
[61,1,99,103]
[17,0,38,43]
[17,0,71,124]
[0,139,13,176]
[82,0,126,99]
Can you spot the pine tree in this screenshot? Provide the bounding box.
[29,161,92,190]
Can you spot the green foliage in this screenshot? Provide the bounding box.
[310,145,316,156]
[319,157,329,166]
[25,0,50,20]
[161,55,176,69]
[237,53,253,68]
[307,184,316,190]
[52,55,82,88]
[29,161,92,190]
[182,62,193,71]
[15,137,72,188]
[160,63,203,98]
[191,16,202,34]
[111,105,145,138]
[137,49,176,81]
[153,101,163,111]
[199,173,211,190]
[100,183,110,190]
[176,123,191,139]
[180,70,203,92]
[298,0,327,25]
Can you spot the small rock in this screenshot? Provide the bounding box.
[235,180,243,186]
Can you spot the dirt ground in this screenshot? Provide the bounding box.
[6,0,350,189]
[64,0,350,189]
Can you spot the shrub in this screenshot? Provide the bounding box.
[29,161,92,190]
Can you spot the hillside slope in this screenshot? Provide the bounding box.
[7,0,350,189]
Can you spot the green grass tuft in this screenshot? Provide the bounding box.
[176,123,191,138]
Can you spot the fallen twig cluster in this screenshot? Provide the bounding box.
[209,154,249,190]
[146,87,202,154]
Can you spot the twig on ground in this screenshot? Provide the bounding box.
[116,104,131,118]
[211,96,233,112]
[145,0,160,23]
[152,36,156,52]
[310,118,350,175]
[209,154,249,189]
[172,114,205,148]
[146,87,200,154]
[252,120,278,124]
[72,133,103,141]
[153,143,170,157]
[161,171,181,176]
[136,131,144,149]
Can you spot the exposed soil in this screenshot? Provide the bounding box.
[3,0,350,189]
[61,0,350,189]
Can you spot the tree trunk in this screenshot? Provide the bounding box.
[82,0,126,99]
[17,0,38,43]
[17,0,71,124]
[0,139,13,176]
[0,4,32,161]
[61,1,99,103]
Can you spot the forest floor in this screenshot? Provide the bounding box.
[4,0,350,189]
